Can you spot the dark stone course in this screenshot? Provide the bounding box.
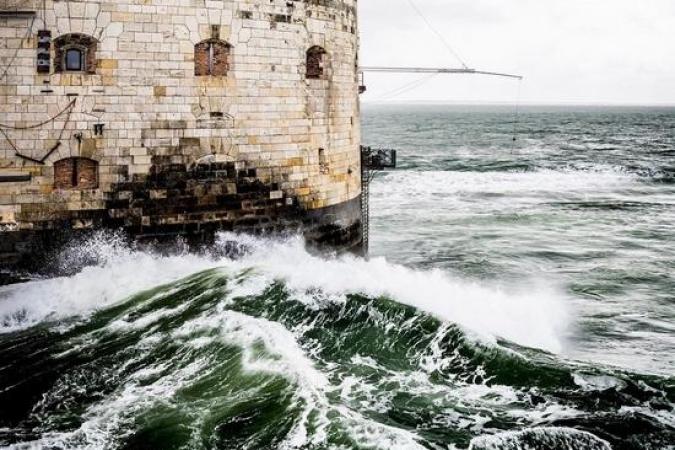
[0,162,363,279]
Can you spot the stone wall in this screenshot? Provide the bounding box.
[0,0,362,265]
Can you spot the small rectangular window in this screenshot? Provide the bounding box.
[65,48,83,71]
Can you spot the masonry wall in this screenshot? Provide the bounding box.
[0,0,362,264]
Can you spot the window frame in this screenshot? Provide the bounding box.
[53,33,98,75]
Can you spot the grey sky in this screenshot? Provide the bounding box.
[359,0,675,105]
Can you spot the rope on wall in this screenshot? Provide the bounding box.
[0,99,77,130]
[0,99,77,164]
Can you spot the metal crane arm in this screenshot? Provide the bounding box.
[359,66,523,80]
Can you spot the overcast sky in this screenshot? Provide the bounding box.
[358,0,675,105]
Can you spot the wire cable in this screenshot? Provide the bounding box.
[511,78,523,148]
[1,100,75,164]
[405,0,469,69]
[372,73,438,101]
[0,99,77,130]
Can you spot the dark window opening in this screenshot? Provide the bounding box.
[65,48,83,71]
[306,46,326,80]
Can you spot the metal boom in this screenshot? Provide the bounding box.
[359,66,523,80]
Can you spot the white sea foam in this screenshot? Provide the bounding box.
[572,372,627,392]
[214,234,571,352]
[469,427,612,450]
[342,346,583,433]
[0,248,216,332]
[371,167,638,211]
[0,232,570,353]
[0,232,578,448]
[5,233,669,450]
[6,356,211,450]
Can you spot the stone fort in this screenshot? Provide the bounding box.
[0,0,362,270]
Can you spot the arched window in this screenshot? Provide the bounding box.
[54,158,98,190]
[54,33,98,74]
[195,39,232,76]
[306,46,327,80]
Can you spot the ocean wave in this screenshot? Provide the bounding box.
[0,234,673,449]
[0,233,570,353]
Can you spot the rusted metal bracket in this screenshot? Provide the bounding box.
[0,174,31,183]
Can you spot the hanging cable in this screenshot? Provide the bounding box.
[1,100,75,164]
[511,78,523,148]
[405,0,469,70]
[372,73,439,101]
[0,129,18,153]
[0,99,77,130]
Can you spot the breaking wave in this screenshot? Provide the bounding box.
[0,234,673,449]
[1,233,568,352]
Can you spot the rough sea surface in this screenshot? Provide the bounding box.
[0,105,673,449]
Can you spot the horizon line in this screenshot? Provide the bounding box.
[361,100,675,108]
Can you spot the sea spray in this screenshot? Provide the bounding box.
[1,233,570,353]
[0,234,217,332]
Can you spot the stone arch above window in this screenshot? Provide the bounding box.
[194,39,232,76]
[54,157,98,190]
[306,46,327,80]
[53,33,98,74]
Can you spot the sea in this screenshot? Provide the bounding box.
[0,104,673,450]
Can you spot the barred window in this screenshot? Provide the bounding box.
[306,46,326,80]
[195,39,232,76]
